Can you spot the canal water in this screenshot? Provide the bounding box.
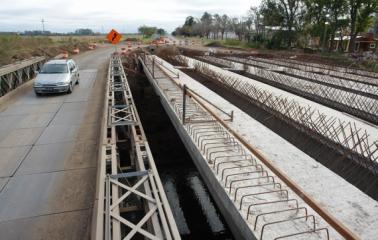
[127,71,234,240]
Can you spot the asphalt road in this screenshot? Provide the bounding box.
[0,46,113,239]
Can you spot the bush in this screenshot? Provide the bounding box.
[266,32,286,49]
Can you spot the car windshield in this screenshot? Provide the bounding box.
[40,64,68,74]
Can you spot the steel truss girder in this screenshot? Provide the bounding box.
[105,171,168,240]
[95,54,180,240]
[108,104,135,126]
[0,57,45,96]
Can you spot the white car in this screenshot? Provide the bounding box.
[34,59,79,96]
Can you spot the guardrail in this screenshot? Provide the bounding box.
[0,56,46,97]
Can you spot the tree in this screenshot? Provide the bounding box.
[356,0,378,33]
[277,0,303,46]
[303,0,328,42]
[374,13,378,35]
[243,17,254,42]
[260,0,284,27]
[260,0,300,46]
[230,17,243,40]
[327,0,348,50]
[184,16,195,27]
[348,0,378,52]
[349,0,363,51]
[304,0,328,26]
[156,28,166,36]
[248,7,263,37]
[219,15,230,39]
[201,12,213,38]
[74,28,94,35]
[212,14,222,39]
[138,26,157,38]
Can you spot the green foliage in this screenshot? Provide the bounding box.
[74,28,94,35]
[260,0,284,26]
[184,16,195,27]
[138,25,157,38]
[266,31,286,49]
[156,28,166,36]
[224,39,241,46]
[356,0,378,33]
[174,1,378,52]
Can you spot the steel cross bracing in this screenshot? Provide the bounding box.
[94,54,180,240]
[184,56,378,176]
[0,56,46,96]
[107,61,136,126]
[140,54,357,240]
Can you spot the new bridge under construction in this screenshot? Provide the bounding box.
[0,42,377,240]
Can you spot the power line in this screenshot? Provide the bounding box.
[41,18,45,34]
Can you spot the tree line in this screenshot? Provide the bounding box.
[138,26,166,38]
[173,0,378,52]
[21,28,98,36]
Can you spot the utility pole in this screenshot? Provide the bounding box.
[322,14,330,52]
[41,18,45,35]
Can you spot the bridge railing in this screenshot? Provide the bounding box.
[0,56,46,97]
[94,54,180,240]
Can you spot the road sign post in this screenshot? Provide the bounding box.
[106,29,122,53]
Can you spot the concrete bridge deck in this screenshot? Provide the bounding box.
[0,46,113,239]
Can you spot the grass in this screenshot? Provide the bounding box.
[205,39,263,50]
[0,35,101,66]
[0,35,53,66]
[0,33,155,66]
[318,51,378,72]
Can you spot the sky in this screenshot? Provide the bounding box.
[0,0,260,33]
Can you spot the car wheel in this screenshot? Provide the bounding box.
[67,83,73,94]
[35,92,42,96]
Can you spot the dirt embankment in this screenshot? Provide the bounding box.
[0,35,99,66]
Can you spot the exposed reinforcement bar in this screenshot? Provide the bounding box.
[140,54,360,240]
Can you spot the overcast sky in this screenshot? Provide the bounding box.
[0,0,260,33]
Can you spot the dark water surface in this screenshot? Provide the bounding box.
[128,72,234,240]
